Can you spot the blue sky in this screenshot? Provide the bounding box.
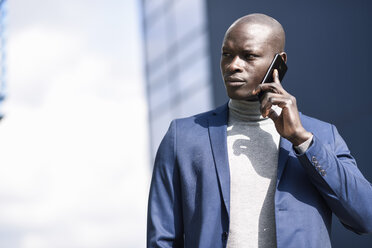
[0,1,149,247]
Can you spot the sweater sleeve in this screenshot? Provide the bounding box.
[293,135,313,154]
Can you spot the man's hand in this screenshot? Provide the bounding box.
[252,69,312,146]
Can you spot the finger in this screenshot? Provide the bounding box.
[251,85,262,96]
[265,95,296,110]
[261,94,288,109]
[273,69,281,84]
[261,93,287,117]
[268,108,279,122]
[261,101,273,117]
[261,92,288,114]
[255,83,282,95]
[252,76,284,98]
[260,92,276,116]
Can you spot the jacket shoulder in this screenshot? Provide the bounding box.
[300,113,335,138]
[300,112,334,127]
[173,103,228,128]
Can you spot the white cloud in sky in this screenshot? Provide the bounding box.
[0,0,150,247]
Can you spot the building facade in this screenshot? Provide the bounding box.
[0,0,6,119]
[141,0,213,162]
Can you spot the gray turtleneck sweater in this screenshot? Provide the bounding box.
[226,99,312,248]
[226,99,280,248]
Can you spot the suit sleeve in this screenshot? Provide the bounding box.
[296,124,372,234]
[147,120,184,247]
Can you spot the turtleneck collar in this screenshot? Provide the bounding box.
[228,99,283,122]
[228,99,266,122]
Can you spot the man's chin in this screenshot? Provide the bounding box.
[227,91,259,101]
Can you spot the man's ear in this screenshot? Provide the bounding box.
[279,52,287,63]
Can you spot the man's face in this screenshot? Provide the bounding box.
[220,23,277,100]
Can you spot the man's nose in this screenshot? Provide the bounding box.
[228,56,243,72]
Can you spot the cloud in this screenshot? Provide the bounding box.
[0,0,150,247]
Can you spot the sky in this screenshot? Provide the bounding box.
[0,0,150,247]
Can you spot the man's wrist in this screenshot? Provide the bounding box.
[288,129,313,146]
[293,134,313,154]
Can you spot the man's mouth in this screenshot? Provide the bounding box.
[225,77,245,86]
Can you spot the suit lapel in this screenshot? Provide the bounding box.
[208,104,230,217]
[277,137,292,186]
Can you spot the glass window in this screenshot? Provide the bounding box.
[176,55,209,94]
[173,0,206,43]
[143,0,167,20]
[144,0,213,161]
[147,57,167,87]
[161,4,178,48]
[0,0,6,111]
[179,83,212,118]
[146,15,168,63]
[175,31,208,71]
[148,79,171,113]
[150,108,173,159]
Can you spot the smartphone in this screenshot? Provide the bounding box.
[261,53,287,84]
[258,53,287,101]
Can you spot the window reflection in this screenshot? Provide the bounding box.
[142,0,213,161]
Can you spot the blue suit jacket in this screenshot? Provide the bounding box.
[147,103,372,248]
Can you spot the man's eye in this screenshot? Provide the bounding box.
[245,54,257,60]
[222,52,231,57]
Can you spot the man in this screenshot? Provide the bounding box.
[147,13,372,248]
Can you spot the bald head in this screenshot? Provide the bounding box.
[225,13,285,52]
[220,13,287,100]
